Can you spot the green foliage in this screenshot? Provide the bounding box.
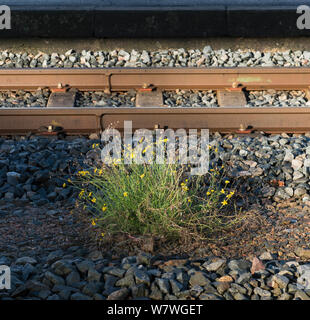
[75,160,244,242]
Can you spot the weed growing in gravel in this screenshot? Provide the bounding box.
[74,155,245,243]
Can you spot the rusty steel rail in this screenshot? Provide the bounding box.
[1,67,310,135]
[1,67,310,91]
[2,107,310,135]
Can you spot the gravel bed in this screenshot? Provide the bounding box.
[1,134,310,300]
[3,133,310,205]
[75,91,136,108]
[0,89,50,108]
[1,226,310,301]
[163,90,218,107]
[1,47,310,68]
[0,89,309,108]
[246,90,310,107]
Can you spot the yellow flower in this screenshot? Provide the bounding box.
[221,200,228,206]
[226,191,235,199]
[67,178,72,183]
[98,169,103,176]
[94,168,98,173]
[182,186,189,191]
[102,205,107,212]
[78,170,89,176]
[215,148,218,153]
[142,145,151,154]
[225,180,230,184]
[206,191,211,196]
[187,199,191,203]
[123,192,128,197]
[62,183,66,188]
[220,189,225,194]
[88,192,92,198]
[91,198,96,203]
[79,190,85,198]
[140,173,145,179]
[91,219,96,226]
[101,233,105,238]
[211,189,214,193]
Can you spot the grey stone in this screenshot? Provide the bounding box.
[155,278,170,294]
[15,256,37,265]
[137,253,152,266]
[76,260,95,273]
[71,292,93,300]
[236,272,252,285]
[45,271,65,286]
[189,271,211,287]
[107,268,126,278]
[259,251,274,261]
[38,290,52,299]
[295,247,310,259]
[6,172,21,186]
[46,250,64,264]
[254,287,271,298]
[134,269,151,286]
[272,274,290,289]
[51,260,74,276]
[115,275,135,287]
[213,281,230,295]
[47,294,60,300]
[66,271,81,287]
[149,283,163,300]
[82,282,103,296]
[203,259,226,272]
[107,288,129,300]
[228,260,251,272]
[190,285,204,298]
[169,279,183,294]
[294,290,310,300]
[87,268,101,282]
[199,293,223,300]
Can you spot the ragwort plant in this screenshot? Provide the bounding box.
[74,143,244,242]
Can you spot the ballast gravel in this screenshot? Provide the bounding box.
[1,133,310,205]
[1,244,310,300]
[0,47,310,108]
[1,47,310,69]
[1,133,310,300]
[0,89,309,108]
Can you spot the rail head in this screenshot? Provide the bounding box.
[0,67,310,91]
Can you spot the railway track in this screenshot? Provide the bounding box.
[1,67,310,135]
